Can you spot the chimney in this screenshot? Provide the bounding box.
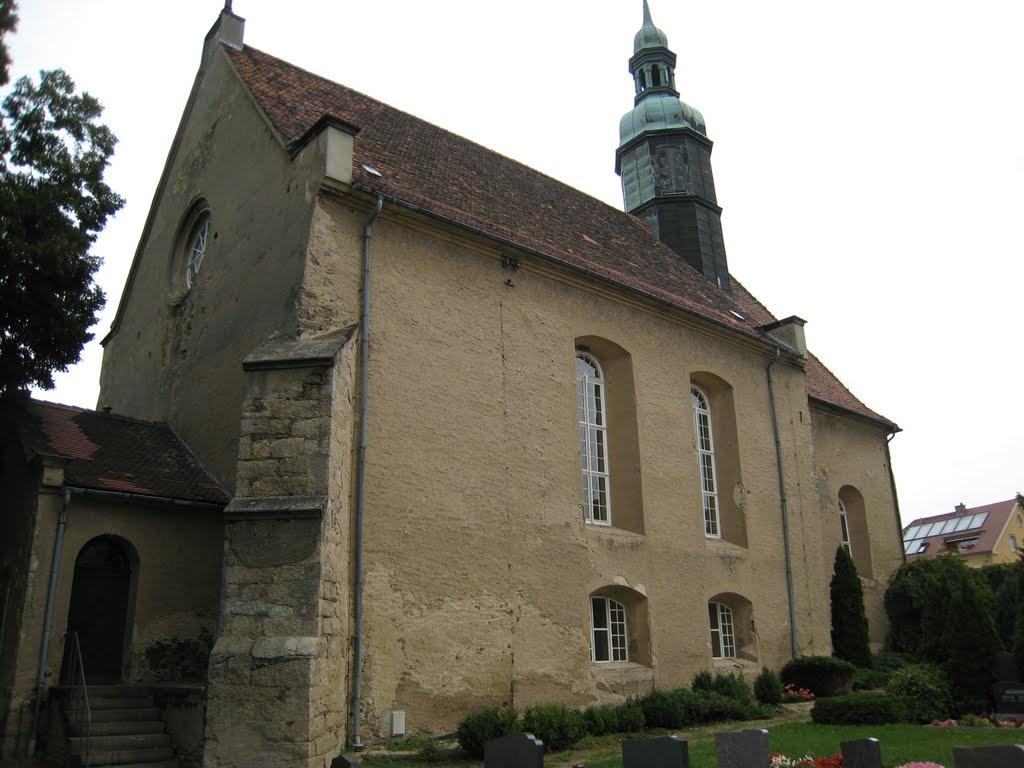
[955,503,967,514]
[208,1,245,53]
[758,316,807,357]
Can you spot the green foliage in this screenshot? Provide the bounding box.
[0,68,124,397]
[780,656,855,697]
[638,688,688,728]
[581,702,644,736]
[0,1,16,86]
[613,702,645,732]
[455,705,519,758]
[753,666,784,705]
[885,664,953,722]
[520,704,586,752]
[852,666,889,691]
[992,568,1019,650]
[706,670,755,703]
[691,669,714,692]
[943,574,1002,714]
[830,547,872,667]
[1015,559,1024,673]
[872,651,916,674]
[810,693,913,725]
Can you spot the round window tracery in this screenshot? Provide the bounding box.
[184,212,211,289]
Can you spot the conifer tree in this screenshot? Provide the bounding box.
[830,546,872,668]
[944,572,1003,713]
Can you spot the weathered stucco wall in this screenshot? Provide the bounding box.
[97,44,325,491]
[810,405,904,648]
[298,193,881,740]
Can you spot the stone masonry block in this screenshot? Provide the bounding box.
[271,437,307,458]
[252,635,319,659]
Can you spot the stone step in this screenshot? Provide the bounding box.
[101,763,179,768]
[68,719,165,737]
[70,746,174,766]
[90,696,156,710]
[69,732,170,753]
[83,685,153,698]
[90,707,161,722]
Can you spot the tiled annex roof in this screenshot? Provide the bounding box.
[902,498,1019,559]
[14,399,228,505]
[226,46,894,429]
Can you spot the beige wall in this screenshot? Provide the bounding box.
[810,405,904,649]
[297,194,895,738]
[98,46,325,492]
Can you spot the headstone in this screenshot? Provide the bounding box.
[952,744,1024,768]
[993,651,1024,716]
[330,755,358,768]
[840,738,882,768]
[622,735,689,768]
[484,733,544,768]
[715,729,770,768]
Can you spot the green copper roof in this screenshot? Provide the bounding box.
[619,0,707,144]
[634,0,668,52]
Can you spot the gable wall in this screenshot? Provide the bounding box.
[98,48,324,491]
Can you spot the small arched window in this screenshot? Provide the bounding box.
[577,352,611,525]
[839,497,852,556]
[709,601,735,659]
[692,386,720,537]
[590,595,628,662]
[1010,534,1018,553]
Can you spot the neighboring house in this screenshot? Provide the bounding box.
[1,3,905,766]
[902,498,1024,566]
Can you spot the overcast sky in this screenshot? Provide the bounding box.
[8,0,1022,524]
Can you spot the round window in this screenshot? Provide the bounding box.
[184,212,211,289]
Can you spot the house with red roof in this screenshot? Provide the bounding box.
[1,3,907,765]
[902,498,1024,567]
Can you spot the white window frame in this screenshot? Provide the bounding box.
[839,497,853,556]
[709,601,736,659]
[577,352,611,525]
[692,386,720,537]
[1010,534,1018,553]
[590,596,628,662]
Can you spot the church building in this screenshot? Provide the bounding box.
[1,3,904,766]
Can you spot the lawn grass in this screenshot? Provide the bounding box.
[362,721,1024,768]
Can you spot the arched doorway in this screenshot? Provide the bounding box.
[63,537,134,684]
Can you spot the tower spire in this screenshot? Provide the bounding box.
[615,1,731,293]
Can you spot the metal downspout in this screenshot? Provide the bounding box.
[28,486,71,756]
[350,193,383,751]
[885,433,906,564]
[767,349,800,657]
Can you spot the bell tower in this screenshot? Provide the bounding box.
[615,0,731,293]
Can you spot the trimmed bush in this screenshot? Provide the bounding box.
[873,651,916,674]
[689,689,762,722]
[852,665,889,691]
[520,704,586,752]
[581,702,643,736]
[754,666,783,705]
[781,656,855,697]
[691,669,715,692]
[707,670,755,704]
[455,705,520,758]
[810,693,913,725]
[614,702,646,733]
[830,546,872,667]
[638,688,688,728]
[885,664,952,722]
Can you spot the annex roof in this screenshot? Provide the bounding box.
[902,498,1020,558]
[13,399,229,506]
[224,45,894,429]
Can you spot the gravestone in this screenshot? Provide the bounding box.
[622,735,689,768]
[484,733,544,768]
[993,651,1024,717]
[715,729,769,768]
[952,744,1024,768]
[840,738,882,768]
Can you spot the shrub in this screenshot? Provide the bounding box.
[638,688,688,728]
[754,666,784,706]
[781,656,855,697]
[873,651,916,674]
[852,665,889,691]
[943,575,1002,714]
[520,704,586,752]
[885,663,952,722]
[691,669,715,692]
[582,702,643,736]
[455,705,520,758]
[614,702,646,732]
[707,670,755,704]
[810,692,913,725]
[830,546,872,668]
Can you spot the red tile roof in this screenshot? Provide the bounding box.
[225,45,894,429]
[903,498,1019,559]
[14,399,228,505]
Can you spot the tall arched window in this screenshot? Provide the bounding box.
[708,601,735,659]
[577,352,611,525]
[692,386,720,537]
[839,497,852,556]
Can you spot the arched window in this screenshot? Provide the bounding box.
[590,595,628,662]
[839,497,852,556]
[708,601,735,659]
[577,351,611,525]
[1010,534,1018,553]
[692,386,720,537]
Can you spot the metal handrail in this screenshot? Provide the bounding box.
[64,632,91,767]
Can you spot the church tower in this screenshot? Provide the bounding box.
[616,1,731,294]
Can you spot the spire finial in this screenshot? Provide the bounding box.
[642,0,653,25]
[224,0,233,11]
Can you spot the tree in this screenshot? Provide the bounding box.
[0,20,124,397]
[1014,558,1024,674]
[943,572,1002,713]
[0,1,16,86]
[830,546,872,668]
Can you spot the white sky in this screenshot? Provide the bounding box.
[8,1,1023,524]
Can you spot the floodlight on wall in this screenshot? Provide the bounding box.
[361,164,383,178]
